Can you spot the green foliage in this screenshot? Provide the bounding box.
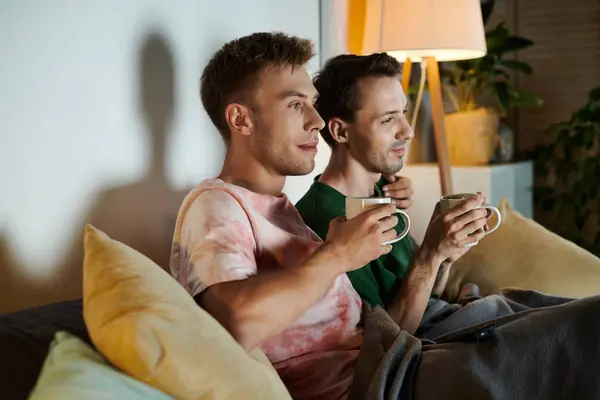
[440,0,543,115]
[532,87,600,256]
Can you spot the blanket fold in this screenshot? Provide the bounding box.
[349,289,600,400]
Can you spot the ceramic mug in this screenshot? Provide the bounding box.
[440,193,502,246]
[345,197,410,245]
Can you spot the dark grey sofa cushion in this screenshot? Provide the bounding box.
[0,299,89,400]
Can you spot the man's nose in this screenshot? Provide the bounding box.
[307,106,325,132]
[396,123,414,141]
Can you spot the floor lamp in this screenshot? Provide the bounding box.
[357,0,487,195]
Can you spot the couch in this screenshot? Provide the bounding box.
[2,225,291,400]
[0,299,88,399]
[3,199,600,399]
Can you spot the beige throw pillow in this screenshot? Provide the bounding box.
[445,198,600,301]
[82,224,291,400]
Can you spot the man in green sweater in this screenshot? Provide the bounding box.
[296,53,489,333]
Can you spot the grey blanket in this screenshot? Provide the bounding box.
[349,289,600,400]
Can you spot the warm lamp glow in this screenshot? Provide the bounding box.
[387,48,486,63]
[360,0,487,62]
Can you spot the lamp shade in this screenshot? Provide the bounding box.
[360,0,487,62]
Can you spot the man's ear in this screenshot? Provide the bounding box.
[328,117,350,144]
[224,103,254,137]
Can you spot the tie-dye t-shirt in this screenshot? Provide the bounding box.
[170,179,363,400]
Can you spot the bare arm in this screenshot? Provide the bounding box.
[431,261,453,297]
[194,203,399,352]
[386,195,490,333]
[196,244,346,351]
[386,252,443,334]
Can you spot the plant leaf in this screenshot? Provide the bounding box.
[584,157,597,178]
[571,126,585,147]
[493,81,510,114]
[486,22,509,54]
[589,87,600,103]
[590,108,600,123]
[583,127,596,149]
[589,182,598,199]
[455,60,477,76]
[502,36,534,52]
[544,121,571,135]
[481,0,495,25]
[558,128,570,144]
[493,68,510,80]
[509,89,544,108]
[477,54,497,73]
[500,59,533,74]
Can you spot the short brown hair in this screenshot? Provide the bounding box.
[200,32,315,142]
[313,53,402,147]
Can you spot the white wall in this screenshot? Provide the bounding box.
[0,0,325,313]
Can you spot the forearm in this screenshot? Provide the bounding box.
[386,252,443,334]
[197,244,344,351]
[431,261,452,297]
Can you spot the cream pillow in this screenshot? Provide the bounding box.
[445,198,600,301]
[29,331,173,400]
[82,225,291,400]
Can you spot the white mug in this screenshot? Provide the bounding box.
[345,197,410,245]
[440,193,502,247]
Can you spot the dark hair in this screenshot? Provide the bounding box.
[200,32,315,143]
[313,53,402,147]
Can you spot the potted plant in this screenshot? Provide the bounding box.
[439,0,543,165]
[533,87,600,256]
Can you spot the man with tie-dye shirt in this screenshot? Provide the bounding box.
[168,32,403,400]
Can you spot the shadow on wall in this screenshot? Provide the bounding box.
[0,33,189,314]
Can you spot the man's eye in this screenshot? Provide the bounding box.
[382,117,394,124]
[289,101,302,110]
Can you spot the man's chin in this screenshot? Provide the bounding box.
[282,161,315,177]
[287,166,315,177]
[381,160,404,176]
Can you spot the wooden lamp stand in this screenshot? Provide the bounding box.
[401,57,453,196]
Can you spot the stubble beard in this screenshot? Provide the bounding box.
[252,125,315,178]
[364,147,404,176]
[380,157,404,176]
